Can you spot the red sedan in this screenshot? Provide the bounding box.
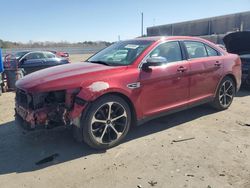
[15,36,241,149]
[49,50,69,58]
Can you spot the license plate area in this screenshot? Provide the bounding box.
[16,105,28,120]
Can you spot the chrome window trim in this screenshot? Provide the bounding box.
[182,40,223,60]
[19,52,33,62]
[19,51,47,62]
[138,40,185,70]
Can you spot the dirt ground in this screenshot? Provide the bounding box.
[0,56,250,188]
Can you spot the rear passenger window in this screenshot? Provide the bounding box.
[149,41,182,63]
[184,41,207,59]
[205,45,219,56]
[43,52,56,58]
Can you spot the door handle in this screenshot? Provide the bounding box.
[177,66,187,72]
[214,61,222,67]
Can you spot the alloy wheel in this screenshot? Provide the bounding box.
[219,80,234,107]
[90,102,128,144]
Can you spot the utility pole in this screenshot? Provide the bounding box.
[141,12,144,37]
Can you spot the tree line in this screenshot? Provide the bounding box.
[0,39,112,49]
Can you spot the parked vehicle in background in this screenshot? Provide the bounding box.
[15,36,241,149]
[224,31,250,89]
[50,50,69,58]
[5,51,70,75]
[216,44,227,51]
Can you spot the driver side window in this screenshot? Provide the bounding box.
[149,41,182,63]
[25,52,45,60]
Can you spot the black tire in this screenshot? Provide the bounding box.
[81,95,131,150]
[211,76,236,110]
[244,74,250,90]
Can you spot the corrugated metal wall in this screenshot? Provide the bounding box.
[147,11,250,44]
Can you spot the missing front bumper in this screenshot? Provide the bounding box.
[15,104,70,130]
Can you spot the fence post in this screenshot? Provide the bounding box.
[0,48,3,94]
[0,48,3,73]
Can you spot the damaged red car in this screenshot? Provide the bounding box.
[15,36,242,149]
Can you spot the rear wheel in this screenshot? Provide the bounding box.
[245,72,250,90]
[211,76,235,110]
[82,95,131,150]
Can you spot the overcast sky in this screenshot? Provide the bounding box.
[0,0,249,42]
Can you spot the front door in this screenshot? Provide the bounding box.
[139,41,190,117]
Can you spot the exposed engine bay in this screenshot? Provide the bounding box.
[15,88,86,129]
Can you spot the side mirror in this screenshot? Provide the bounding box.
[142,56,167,70]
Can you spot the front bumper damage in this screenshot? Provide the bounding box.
[15,88,87,130]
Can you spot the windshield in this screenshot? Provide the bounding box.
[87,40,153,66]
[15,51,29,59]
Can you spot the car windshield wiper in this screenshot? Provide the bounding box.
[87,60,110,66]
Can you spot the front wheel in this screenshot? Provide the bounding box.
[211,76,236,110]
[82,95,131,150]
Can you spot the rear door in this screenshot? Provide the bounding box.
[139,41,190,117]
[42,52,60,68]
[183,41,223,103]
[43,52,69,67]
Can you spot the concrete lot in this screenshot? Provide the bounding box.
[0,55,250,188]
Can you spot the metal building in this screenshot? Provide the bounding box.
[147,11,250,44]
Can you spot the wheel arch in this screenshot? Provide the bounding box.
[215,73,237,97]
[224,74,237,92]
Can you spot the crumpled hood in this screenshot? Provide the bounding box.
[223,31,250,54]
[16,62,124,93]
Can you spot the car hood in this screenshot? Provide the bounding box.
[16,62,126,93]
[223,31,250,54]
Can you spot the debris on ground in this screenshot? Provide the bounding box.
[219,173,225,176]
[172,137,195,143]
[185,174,195,177]
[148,180,157,186]
[219,130,229,134]
[236,120,250,127]
[35,153,59,165]
[137,184,142,188]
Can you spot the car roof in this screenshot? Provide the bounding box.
[127,36,227,55]
[15,51,31,54]
[132,36,210,42]
[25,51,55,54]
